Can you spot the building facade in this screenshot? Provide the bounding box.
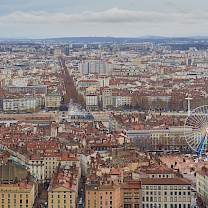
[85,182,121,208]
[45,94,62,109]
[196,170,208,207]
[120,180,142,208]
[141,178,192,208]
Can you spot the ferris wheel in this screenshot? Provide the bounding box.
[184,105,208,157]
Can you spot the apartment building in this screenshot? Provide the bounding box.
[45,94,62,109]
[79,61,109,75]
[120,180,142,208]
[44,153,59,180]
[196,170,208,207]
[3,94,36,112]
[102,87,112,109]
[85,88,98,110]
[85,182,121,208]
[141,177,192,208]
[29,155,45,184]
[48,167,78,208]
[150,127,188,151]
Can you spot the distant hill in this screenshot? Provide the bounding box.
[0,36,208,45]
[42,36,208,44]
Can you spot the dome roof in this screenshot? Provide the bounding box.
[59,95,68,111]
[59,103,68,112]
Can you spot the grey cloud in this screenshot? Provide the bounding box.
[0,8,208,25]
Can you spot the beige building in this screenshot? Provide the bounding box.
[48,167,78,208]
[141,177,192,208]
[45,94,62,109]
[85,87,98,111]
[150,127,188,151]
[102,87,112,109]
[44,153,59,180]
[196,170,208,207]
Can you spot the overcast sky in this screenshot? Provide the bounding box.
[0,0,208,38]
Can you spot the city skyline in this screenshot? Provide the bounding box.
[1,0,208,38]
